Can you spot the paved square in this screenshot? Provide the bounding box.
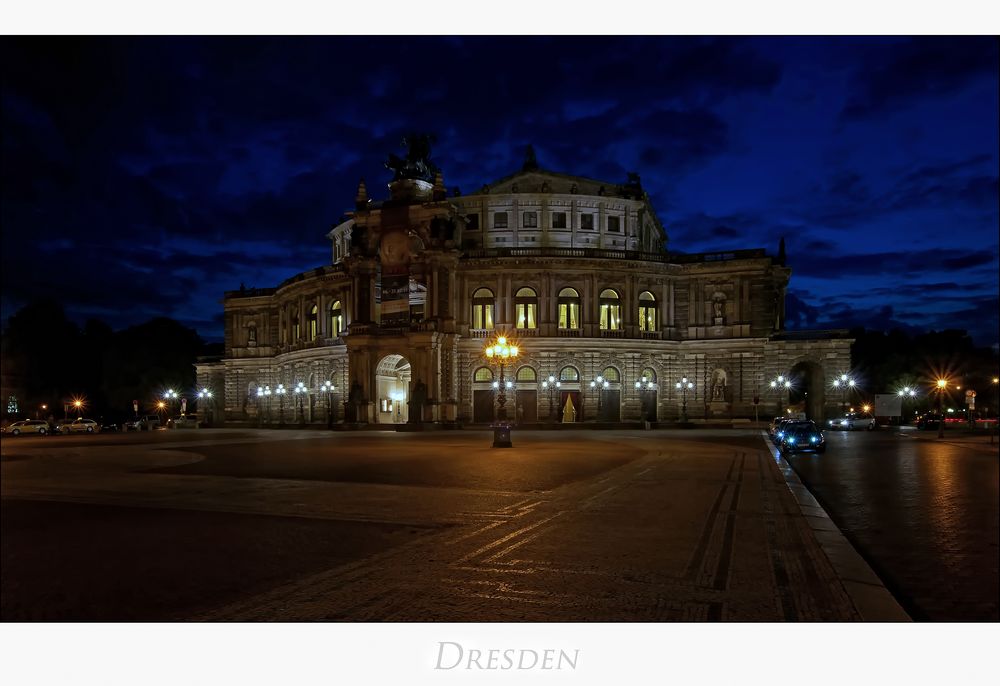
[1,429,861,621]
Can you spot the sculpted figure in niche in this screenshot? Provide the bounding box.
[247,325,257,346]
[712,369,728,401]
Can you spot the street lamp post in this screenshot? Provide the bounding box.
[276,383,286,426]
[541,375,561,422]
[675,376,694,422]
[484,334,519,448]
[635,377,656,423]
[294,382,306,426]
[163,389,179,417]
[936,378,947,438]
[831,374,855,415]
[769,375,792,415]
[589,376,609,422]
[320,380,335,428]
[197,387,213,426]
[897,386,916,425]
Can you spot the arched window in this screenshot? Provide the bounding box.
[557,287,580,329]
[329,299,343,338]
[515,366,537,382]
[474,367,494,382]
[601,367,620,382]
[559,366,579,382]
[471,288,495,330]
[638,291,657,332]
[292,313,301,341]
[599,289,622,330]
[308,304,318,340]
[514,287,537,329]
[640,367,657,384]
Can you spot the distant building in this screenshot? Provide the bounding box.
[197,143,850,425]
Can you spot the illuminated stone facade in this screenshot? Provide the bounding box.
[196,152,851,426]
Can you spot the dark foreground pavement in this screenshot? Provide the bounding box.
[1,429,895,621]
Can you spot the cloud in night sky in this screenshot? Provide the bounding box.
[1,36,997,347]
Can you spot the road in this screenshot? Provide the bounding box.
[783,427,999,621]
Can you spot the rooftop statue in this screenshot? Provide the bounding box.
[385,133,440,183]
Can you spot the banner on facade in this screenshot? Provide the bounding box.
[379,229,410,327]
[380,271,410,326]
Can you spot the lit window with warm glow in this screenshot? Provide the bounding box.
[638,290,657,332]
[514,287,537,329]
[599,289,622,330]
[330,300,343,338]
[557,287,580,329]
[472,288,495,330]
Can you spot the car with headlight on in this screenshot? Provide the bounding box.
[773,418,813,444]
[2,420,50,436]
[778,423,826,454]
[827,412,875,431]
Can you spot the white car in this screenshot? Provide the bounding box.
[167,414,199,429]
[827,413,875,431]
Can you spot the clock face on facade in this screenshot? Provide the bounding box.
[380,231,409,264]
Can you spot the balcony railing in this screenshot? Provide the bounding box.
[461,246,770,264]
[557,328,582,337]
[600,330,626,338]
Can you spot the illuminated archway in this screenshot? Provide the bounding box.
[375,354,411,424]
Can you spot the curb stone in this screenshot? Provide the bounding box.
[763,431,911,622]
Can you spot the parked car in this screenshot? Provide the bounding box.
[57,418,100,434]
[916,413,943,430]
[778,423,826,454]
[767,416,785,438]
[2,420,50,436]
[135,415,161,431]
[166,413,199,429]
[827,412,875,431]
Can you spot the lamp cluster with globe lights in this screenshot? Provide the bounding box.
[541,375,561,421]
[675,376,694,422]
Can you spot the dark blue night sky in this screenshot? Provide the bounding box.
[2,37,997,346]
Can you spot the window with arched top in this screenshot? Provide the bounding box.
[601,367,620,382]
[308,304,318,340]
[329,299,343,338]
[557,287,580,329]
[639,367,657,383]
[638,291,657,332]
[471,288,495,330]
[474,367,494,382]
[515,366,537,382]
[599,289,622,330]
[514,287,537,330]
[559,366,579,382]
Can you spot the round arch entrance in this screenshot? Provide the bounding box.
[375,354,411,424]
[789,360,826,422]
